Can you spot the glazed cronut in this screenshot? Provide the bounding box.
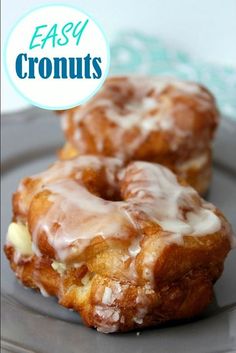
[5,156,233,333]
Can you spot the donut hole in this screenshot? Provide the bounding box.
[93,182,123,202]
[100,187,123,202]
[78,167,123,202]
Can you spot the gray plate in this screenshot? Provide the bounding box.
[1,108,236,353]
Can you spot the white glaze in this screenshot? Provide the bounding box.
[128,236,141,257]
[63,76,215,157]
[123,161,220,237]
[176,153,208,172]
[31,179,135,261]
[102,287,112,305]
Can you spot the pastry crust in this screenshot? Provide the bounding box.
[58,76,219,194]
[5,156,233,333]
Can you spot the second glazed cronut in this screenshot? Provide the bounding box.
[59,76,219,194]
[5,156,233,332]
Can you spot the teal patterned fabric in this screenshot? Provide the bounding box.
[110,32,236,119]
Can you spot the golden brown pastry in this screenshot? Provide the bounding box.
[59,76,219,194]
[4,155,234,333]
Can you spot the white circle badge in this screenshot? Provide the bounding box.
[5,5,110,110]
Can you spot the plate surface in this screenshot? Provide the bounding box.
[1,108,236,353]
